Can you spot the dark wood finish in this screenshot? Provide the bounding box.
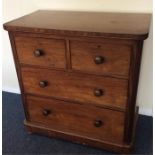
[4,10,151,40]
[15,36,66,69]
[124,41,144,143]
[4,10,151,154]
[21,66,128,110]
[70,40,131,77]
[8,32,30,120]
[24,107,138,153]
[26,95,125,144]
[24,120,133,154]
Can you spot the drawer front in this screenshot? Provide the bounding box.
[70,40,131,77]
[15,36,66,69]
[27,95,125,144]
[21,66,128,109]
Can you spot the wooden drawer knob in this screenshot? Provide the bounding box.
[94,119,103,127]
[39,81,48,88]
[34,49,43,57]
[94,56,104,64]
[94,89,103,97]
[42,109,51,116]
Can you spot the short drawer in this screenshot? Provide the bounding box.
[15,36,66,69]
[21,66,128,110]
[70,40,131,77]
[26,95,125,144]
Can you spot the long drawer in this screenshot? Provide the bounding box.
[21,66,128,110]
[26,95,125,144]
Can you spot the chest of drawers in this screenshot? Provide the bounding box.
[4,10,151,153]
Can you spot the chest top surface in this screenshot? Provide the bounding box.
[4,10,151,40]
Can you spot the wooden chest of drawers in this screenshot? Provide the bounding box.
[4,10,151,153]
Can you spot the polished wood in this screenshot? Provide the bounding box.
[24,107,137,153]
[3,10,151,40]
[15,36,66,69]
[24,120,133,154]
[124,41,144,143]
[21,66,128,110]
[26,95,125,144]
[4,10,151,154]
[70,40,131,77]
[8,32,30,120]
[25,107,138,153]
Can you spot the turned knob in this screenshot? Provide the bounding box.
[94,56,104,64]
[34,49,43,57]
[94,89,103,97]
[39,81,48,88]
[42,109,50,116]
[94,119,103,127]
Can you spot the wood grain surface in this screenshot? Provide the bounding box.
[26,95,125,144]
[3,10,151,39]
[21,66,128,110]
[15,36,66,69]
[4,10,150,153]
[71,40,131,77]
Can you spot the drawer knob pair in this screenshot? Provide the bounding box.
[34,49,44,57]
[42,108,103,128]
[39,81,48,88]
[94,89,103,97]
[94,119,103,127]
[42,109,51,116]
[94,56,104,64]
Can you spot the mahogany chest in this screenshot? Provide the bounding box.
[4,10,151,153]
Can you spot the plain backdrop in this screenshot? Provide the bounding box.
[2,0,153,116]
